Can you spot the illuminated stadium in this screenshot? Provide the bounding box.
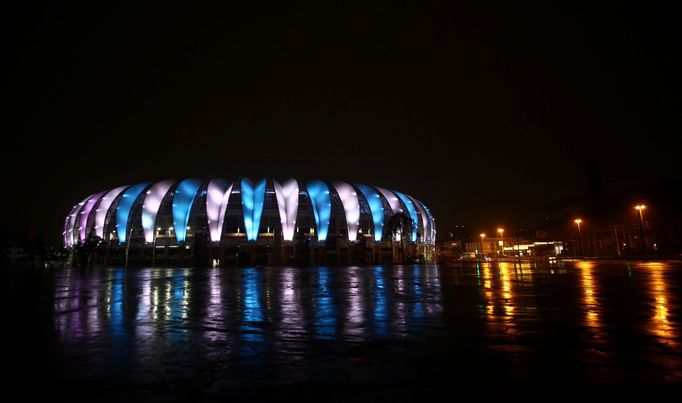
[63,178,436,266]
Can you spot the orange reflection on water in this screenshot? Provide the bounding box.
[644,262,677,347]
[499,262,514,318]
[577,261,600,331]
[481,263,493,316]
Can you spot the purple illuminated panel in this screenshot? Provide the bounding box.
[94,185,128,239]
[142,180,175,243]
[79,191,108,242]
[206,179,233,242]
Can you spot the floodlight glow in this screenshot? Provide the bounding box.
[407,194,430,244]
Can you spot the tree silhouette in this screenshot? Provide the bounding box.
[74,233,103,269]
[385,212,414,263]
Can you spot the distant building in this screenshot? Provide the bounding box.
[465,237,564,257]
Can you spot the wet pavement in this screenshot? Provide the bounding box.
[3,261,682,401]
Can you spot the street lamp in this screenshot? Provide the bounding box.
[635,204,647,254]
[497,228,504,257]
[574,219,583,256]
[480,233,486,260]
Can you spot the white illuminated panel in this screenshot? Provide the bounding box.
[274,178,299,242]
[67,195,92,246]
[332,182,360,242]
[141,180,175,243]
[408,194,430,244]
[374,186,403,215]
[94,185,128,239]
[206,179,233,242]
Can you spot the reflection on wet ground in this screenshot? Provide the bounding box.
[4,261,682,400]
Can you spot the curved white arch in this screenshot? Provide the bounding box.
[374,186,403,215]
[172,178,202,242]
[79,190,108,242]
[407,194,430,244]
[355,184,385,242]
[94,185,128,239]
[273,178,299,242]
[63,204,79,247]
[142,180,175,243]
[332,181,360,242]
[206,179,233,242]
[67,195,92,246]
[421,201,436,244]
[393,190,419,243]
[306,180,331,242]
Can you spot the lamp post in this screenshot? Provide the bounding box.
[125,226,134,268]
[497,228,504,257]
[574,219,583,257]
[480,233,486,260]
[635,204,647,254]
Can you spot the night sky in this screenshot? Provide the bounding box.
[1,2,679,243]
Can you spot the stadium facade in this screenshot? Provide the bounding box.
[63,178,436,266]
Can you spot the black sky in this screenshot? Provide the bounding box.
[1,1,680,243]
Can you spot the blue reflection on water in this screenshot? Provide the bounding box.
[241,268,264,356]
[315,267,336,339]
[169,270,187,341]
[110,268,126,357]
[412,265,424,319]
[373,266,388,337]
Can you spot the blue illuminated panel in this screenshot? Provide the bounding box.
[241,178,266,241]
[115,182,149,244]
[356,184,385,242]
[306,180,331,242]
[172,178,202,242]
[393,190,419,243]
